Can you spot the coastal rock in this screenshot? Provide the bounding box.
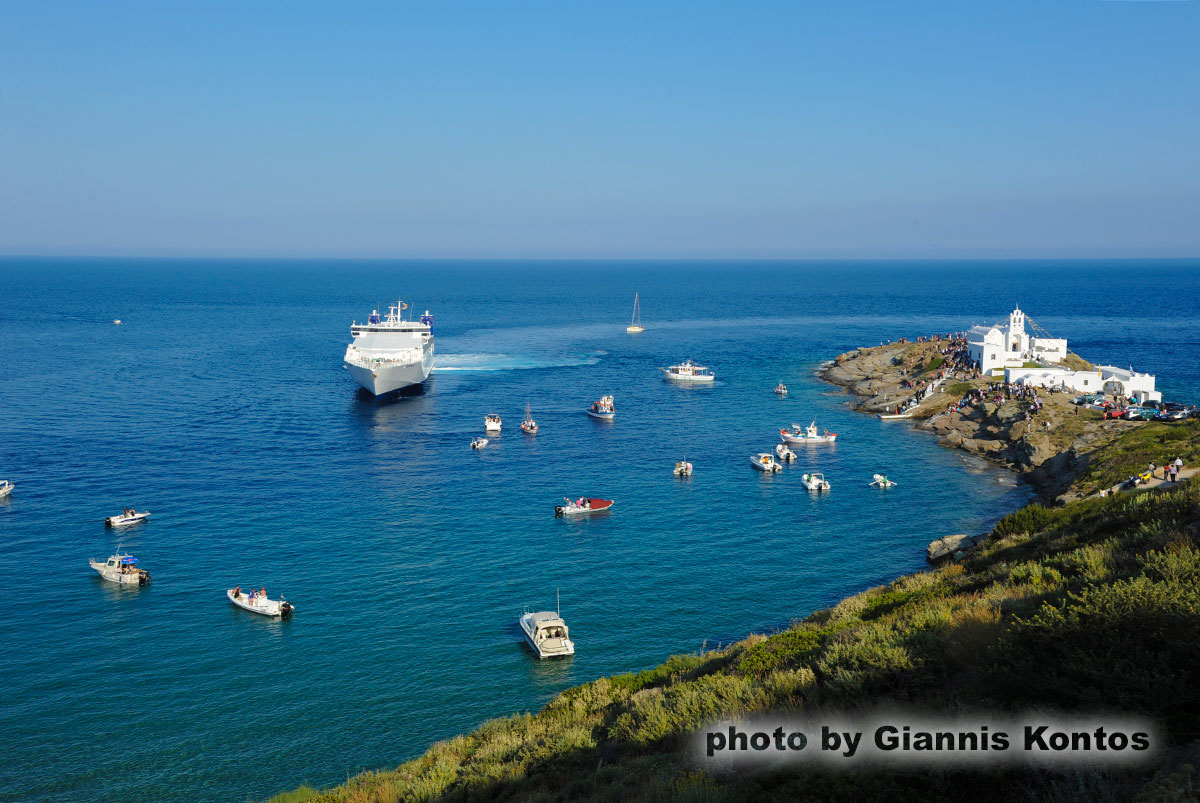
[927,534,973,562]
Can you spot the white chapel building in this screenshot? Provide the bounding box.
[966,306,1067,375]
[966,306,1161,403]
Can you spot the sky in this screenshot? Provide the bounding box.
[1,1,1198,259]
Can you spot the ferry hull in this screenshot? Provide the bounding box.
[345,345,435,395]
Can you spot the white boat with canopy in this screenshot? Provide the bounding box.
[774,383,787,395]
[0,479,12,499]
[587,395,615,420]
[661,359,715,383]
[485,413,502,432]
[673,459,693,476]
[520,593,575,659]
[227,586,294,617]
[775,444,796,462]
[780,421,838,444]
[89,550,150,585]
[802,472,830,491]
[751,453,781,472]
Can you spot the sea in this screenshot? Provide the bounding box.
[0,259,1197,802]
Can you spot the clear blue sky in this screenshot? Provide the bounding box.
[1,1,1197,258]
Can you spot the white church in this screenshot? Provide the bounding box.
[966,306,1161,403]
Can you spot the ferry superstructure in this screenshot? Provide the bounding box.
[344,301,435,395]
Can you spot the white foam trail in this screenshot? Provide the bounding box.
[435,352,602,372]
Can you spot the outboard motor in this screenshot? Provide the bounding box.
[280,600,294,617]
[554,505,563,517]
[139,571,150,586]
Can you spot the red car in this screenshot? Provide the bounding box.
[1104,407,1127,420]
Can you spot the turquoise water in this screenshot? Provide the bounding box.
[0,259,1197,801]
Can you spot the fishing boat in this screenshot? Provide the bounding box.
[774,383,787,395]
[801,472,830,491]
[89,550,150,586]
[774,444,797,462]
[227,586,294,618]
[0,479,12,499]
[587,395,615,420]
[780,421,838,444]
[520,591,575,658]
[751,453,781,472]
[626,293,644,333]
[661,359,715,383]
[673,459,693,476]
[105,509,151,527]
[485,413,502,432]
[470,437,489,449]
[521,402,538,434]
[870,473,898,488]
[555,497,615,516]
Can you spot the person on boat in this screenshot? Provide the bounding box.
[260,587,266,599]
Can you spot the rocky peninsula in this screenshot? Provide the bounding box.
[819,337,1195,504]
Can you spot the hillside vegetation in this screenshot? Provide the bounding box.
[273,480,1200,802]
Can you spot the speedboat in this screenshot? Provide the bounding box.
[520,605,575,659]
[113,319,122,325]
[673,459,693,476]
[661,359,715,382]
[870,473,898,488]
[105,510,151,527]
[521,402,538,434]
[774,444,797,462]
[555,497,615,516]
[626,292,644,333]
[470,437,489,449]
[485,413,502,432]
[89,550,150,586]
[0,479,12,499]
[227,586,294,618]
[587,395,615,420]
[801,472,830,491]
[780,421,838,444]
[751,453,781,472]
[774,383,787,395]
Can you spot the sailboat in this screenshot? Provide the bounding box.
[626,293,644,333]
[521,401,538,434]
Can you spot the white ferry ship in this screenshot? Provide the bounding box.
[344,300,435,395]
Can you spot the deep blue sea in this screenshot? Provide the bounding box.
[1,259,1198,802]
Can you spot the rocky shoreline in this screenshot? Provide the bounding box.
[818,338,1138,505]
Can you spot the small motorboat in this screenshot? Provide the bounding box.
[587,395,615,420]
[774,383,787,395]
[113,319,122,325]
[555,497,615,516]
[521,402,538,434]
[780,421,838,444]
[870,473,898,488]
[227,586,294,618]
[673,459,693,476]
[105,509,151,527]
[802,472,830,491]
[878,412,913,420]
[0,479,13,499]
[520,592,575,658]
[661,359,715,383]
[751,453,781,472]
[775,444,796,462]
[470,437,489,449]
[89,550,150,586]
[485,413,502,432]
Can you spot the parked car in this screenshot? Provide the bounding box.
[1156,409,1189,421]
[1125,407,1158,420]
[1104,407,1128,420]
